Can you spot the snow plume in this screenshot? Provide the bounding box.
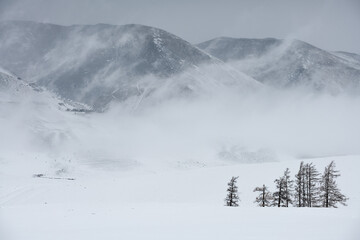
[24,90,360,170]
[93,89,360,162]
[1,72,360,172]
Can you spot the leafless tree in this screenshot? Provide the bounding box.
[225,176,240,207]
[254,184,273,207]
[320,161,348,208]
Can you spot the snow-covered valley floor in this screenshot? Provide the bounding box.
[1,154,359,240]
[1,86,360,239]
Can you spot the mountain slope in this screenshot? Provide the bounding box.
[197,38,360,94]
[332,51,360,70]
[0,21,260,110]
[197,37,282,61]
[0,67,93,160]
[0,67,91,112]
[0,68,28,94]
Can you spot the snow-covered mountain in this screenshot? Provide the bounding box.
[0,21,260,111]
[0,68,28,94]
[0,67,91,112]
[332,51,360,70]
[3,21,358,111]
[197,37,360,94]
[0,67,93,160]
[197,37,282,62]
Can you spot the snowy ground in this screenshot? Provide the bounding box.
[1,86,360,239]
[1,154,359,240]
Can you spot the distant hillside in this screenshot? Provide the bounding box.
[0,21,260,110]
[197,37,360,94]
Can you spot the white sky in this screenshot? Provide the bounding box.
[0,0,359,53]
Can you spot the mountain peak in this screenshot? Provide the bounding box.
[0,21,259,110]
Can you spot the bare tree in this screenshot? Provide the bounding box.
[320,161,348,208]
[304,163,321,207]
[225,176,240,207]
[273,168,294,207]
[272,176,285,207]
[253,184,273,207]
[295,162,320,207]
[283,168,294,207]
[295,161,305,207]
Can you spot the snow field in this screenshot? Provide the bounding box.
[1,155,359,240]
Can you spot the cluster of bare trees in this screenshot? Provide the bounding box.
[225,161,348,208]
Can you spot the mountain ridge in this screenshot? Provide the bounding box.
[0,21,260,111]
[1,21,359,111]
[197,37,360,94]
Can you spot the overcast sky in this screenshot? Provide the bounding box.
[0,0,359,53]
